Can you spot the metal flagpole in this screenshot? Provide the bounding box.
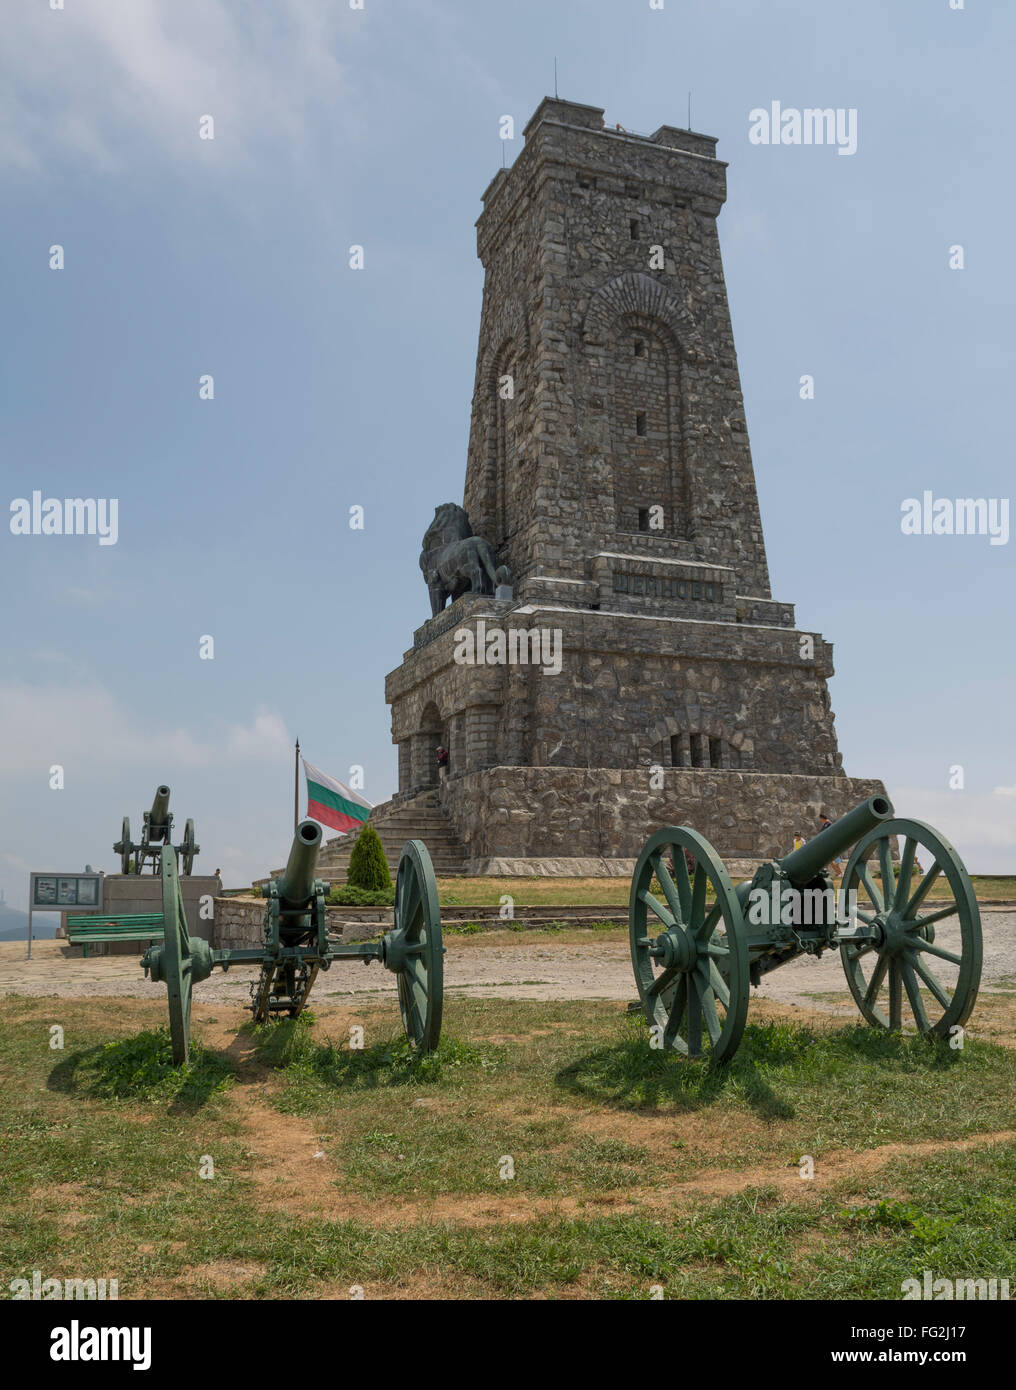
[294,737,300,833]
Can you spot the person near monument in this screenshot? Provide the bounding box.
[793,831,805,853]
[436,746,449,780]
[820,814,843,876]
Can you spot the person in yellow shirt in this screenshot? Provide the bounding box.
[793,831,805,853]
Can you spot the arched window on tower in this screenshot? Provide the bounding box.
[665,732,736,770]
[610,319,684,537]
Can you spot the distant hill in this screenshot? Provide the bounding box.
[0,908,55,942]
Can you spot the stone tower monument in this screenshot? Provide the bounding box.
[381,98,885,874]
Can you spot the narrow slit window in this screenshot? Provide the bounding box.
[670,734,683,767]
[709,737,723,768]
[638,508,650,532]
[635,412,647,437]
[630,218,639,240]
[634,339,645,357]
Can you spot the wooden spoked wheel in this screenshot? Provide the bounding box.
[629,827,749,1062]
[839,818,981,1037]
[180,818,197,875]
[159,845,195,1065]
[118,816,133,874]
[386,840,444,1052]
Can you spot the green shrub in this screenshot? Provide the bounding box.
[347,824,392,892]
[327,884,395,906]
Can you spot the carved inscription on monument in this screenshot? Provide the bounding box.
[612,570,720,604]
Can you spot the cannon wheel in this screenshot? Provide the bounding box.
[629,827,750,1062]
[180,818,197,875]
[160,845,194,1065]
[388,840,443,1052]
[839,819,981,1038]
[117,816,132,874]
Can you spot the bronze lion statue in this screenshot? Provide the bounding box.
[420,503,509,617]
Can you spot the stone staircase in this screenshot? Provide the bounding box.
[314,791,468,879]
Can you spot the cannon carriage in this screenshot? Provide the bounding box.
[629,795,982,1062]
[143,820,443,1065]
[141,791,981,1070]
[114,784,199,876]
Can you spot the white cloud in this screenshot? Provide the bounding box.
[0,0,356,174]
[0,680,291,776]
[224,710,291,760]
[888,786,1016,875]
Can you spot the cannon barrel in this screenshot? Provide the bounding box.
[277,820,323,911]
[778,795,894,885]
[148,785,172,841]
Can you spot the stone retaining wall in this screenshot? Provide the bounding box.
[439,767,889,874]
[213,897,389,951]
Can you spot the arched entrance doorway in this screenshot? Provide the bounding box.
[415,702,445,792]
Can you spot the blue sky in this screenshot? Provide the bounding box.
[1,0,1013,905]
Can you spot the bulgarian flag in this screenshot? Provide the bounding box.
[303,760,372,836]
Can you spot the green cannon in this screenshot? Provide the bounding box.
[629,794,982,1062]
[143,819,443,1065]
[114,784,199,876]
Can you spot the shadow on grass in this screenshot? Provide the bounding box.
[244,1016,500,1093]
[555,1016,963,1116]
[47,1029,235,1113]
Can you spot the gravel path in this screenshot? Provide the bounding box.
[2,910,1014,1012]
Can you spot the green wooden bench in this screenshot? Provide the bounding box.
[66,912,165,958]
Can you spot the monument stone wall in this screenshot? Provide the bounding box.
[382,97,885,872]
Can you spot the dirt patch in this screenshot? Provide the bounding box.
[190,1012,250,1054]
[187,1260,267,1285]
[30,1182,99,1219]
[30,1184,95,1230]
[137,1261,269,1299]
[232,1089,1016,1227]
[676,1129,1016,1202]
[957,993,1016,1048]
[568,1105,774,1163]
[311,1272,494,1301]
[239,1101,347,1215]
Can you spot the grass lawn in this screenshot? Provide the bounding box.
[435,875,1016,908]
[2,991,1015,1299]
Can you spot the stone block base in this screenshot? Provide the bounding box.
[61,874,221,952]
[439,767,889,874]
[213,897,386,950]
